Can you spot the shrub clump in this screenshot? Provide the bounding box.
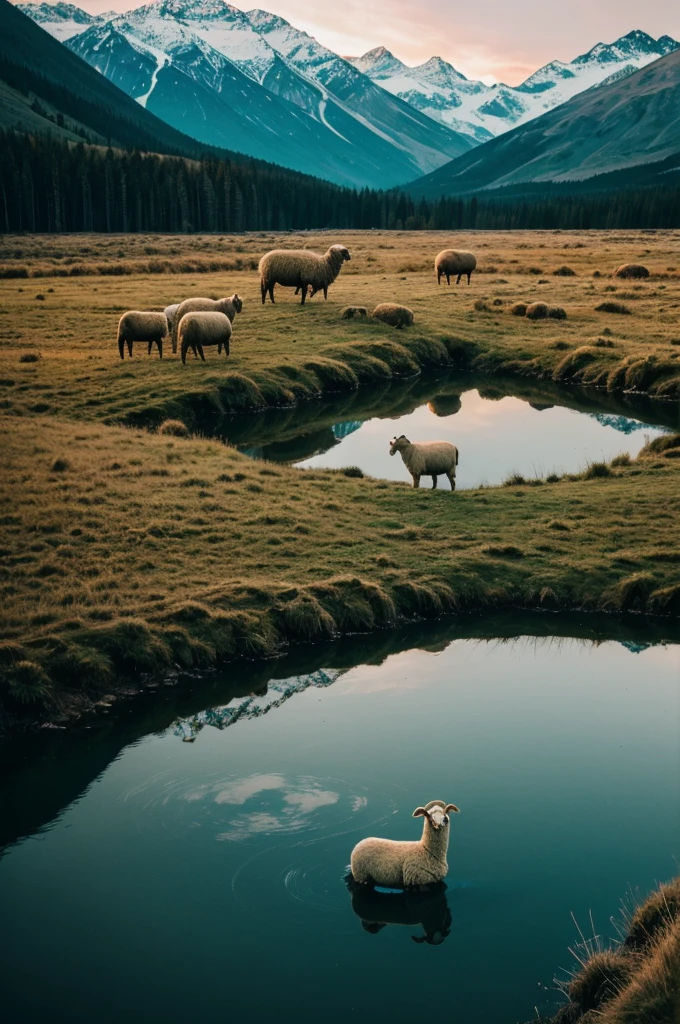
[340,466,364,478]
[5,660,53,707]
[19,352,41,363]
[596,301,632,315]
[548,306,567,320]
[510,302,527,317]
[158,419,190,438]
[526,302,549,320]
[553,266,576,276]
[583,461,612,479]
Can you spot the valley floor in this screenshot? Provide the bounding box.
[0,229,679,729]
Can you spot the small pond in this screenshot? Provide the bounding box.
[219,374,677,488]
[1,617,679,1024]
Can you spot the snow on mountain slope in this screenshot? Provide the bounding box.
[350,30,680,141]
[15,2,98,40]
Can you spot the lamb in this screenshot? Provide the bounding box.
[372,303,414,329]
[435,249,477,286]
[171,295,242,353]
[177,312,232,365]
[389,434,459,490]
[350,800,460,888]
[341,306,368,319]
[117,311,167,359]
[259,245,351,304]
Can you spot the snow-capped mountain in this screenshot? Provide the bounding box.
[15,1,108,40]
[349,30,679,140]
[16,0,473,189]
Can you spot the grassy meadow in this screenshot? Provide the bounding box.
[1,228,679,727]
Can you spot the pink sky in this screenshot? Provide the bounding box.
[59,0,680,84]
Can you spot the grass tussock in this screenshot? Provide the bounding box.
[596,301,632,315]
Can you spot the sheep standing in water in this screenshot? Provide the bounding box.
[259,245,351,304]
[351,800,460,888]
[435,249,477,286]
[117,311,167,359]
[390,435,459,490]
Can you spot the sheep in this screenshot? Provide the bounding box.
[178,312,232,365]
[510,302,527,317]
[259,245,351,304]
[164,303,180,332]
[341,306,368,319]
[350,800,460,889]
[389,434,459,490]
[525,301,549,320]
[615,263,649,280]
[372,303,414,329]
[435,249,477,286]
[117,311,167,359]
[171,295,242,353]
[347,878,451,944]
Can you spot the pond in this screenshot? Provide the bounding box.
[2,616,679,1024]
[219,374,678,489]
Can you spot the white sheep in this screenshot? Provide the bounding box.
[171,295,242,353]
[117,311,167,359]
[350,800,460,889]
[389,434,459,490]
[259,245,351,304]
[163,303,180,332]
[178,312,232,365]
[435,249,477,286]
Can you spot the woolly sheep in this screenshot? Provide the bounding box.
[259,245,351,304]
[171,295,242,353]
[615,263,649,280]
[341,306,368,319]
[525,301,549,320]
[347,878,451,944]
[372,303,414,329]
[350,800,460,888]
[435,249,477,286]
[117,311,167,360]
[164,303,180,332]
[178,312,232,365]
[389,434,459,490]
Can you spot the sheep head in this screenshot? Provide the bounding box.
[389,434,410,456]
[329,244,351,262]
[231,294,243,314]
[413,800,460,831]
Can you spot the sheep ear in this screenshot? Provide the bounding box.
[444,804,460,814]
[413,807,428,818]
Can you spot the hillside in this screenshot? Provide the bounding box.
[409,49,680,198]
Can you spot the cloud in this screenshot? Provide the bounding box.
[213,774,285,804]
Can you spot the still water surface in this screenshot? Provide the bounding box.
[1,628,679,1023]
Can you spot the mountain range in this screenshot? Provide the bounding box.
[15,0,680,190]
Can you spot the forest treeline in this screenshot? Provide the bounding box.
[2,131,680,234]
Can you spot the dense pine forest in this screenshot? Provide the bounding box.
[2,132,680,235]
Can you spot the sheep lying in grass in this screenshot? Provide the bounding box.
[117,311,167,359]
[390,434,459,490]
[171,295,242,352]
[350,800,460,888]
[259,245,351,304]
[435,249,477,286]
[525,301,549,320]
[615,263,649,279]
[372,303,414,328]
[178,312,231,364]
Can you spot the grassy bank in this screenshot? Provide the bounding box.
[1,230,680,432]
[544,877,680,1023]
[1,411,679,730]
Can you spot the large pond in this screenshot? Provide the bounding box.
[218,374,678,488]
[2,617,679,1024]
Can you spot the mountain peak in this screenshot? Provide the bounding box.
[573,30,679,66]
[414,54,468,85]
[350,45,406,77]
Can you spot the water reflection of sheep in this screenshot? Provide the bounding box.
[346,878,452,945]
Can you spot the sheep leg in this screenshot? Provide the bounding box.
[323,286,328,300]
[172,333,178,355]
[197,344,205,362]
[431,475,437,490]
[446,273,451,286]
[261,279,267,304]
[157,338,163,359]
[300,284,307,305]
[147,340,153,356]
[118,335,125,360]
[127,339,133,357]
[181,344,187,365]
[456,273,462,285]
[447,472,456,492]
[467,272,472,285]
[268,284,275,303]
[411,474,420,489]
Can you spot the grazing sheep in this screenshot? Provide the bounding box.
[389,434,459,490]
[117,311,167,359]
[350,800,460,888]
[347,878,451,944]
[341,306,368,319]
[259,245,351,304]
[615,263,649,280]
[178,312,232,365]
[171,295,242,353]
[164,303,180,332]
[525,301,549,320]
[435,249,477,286]
[510,302,527,317]
[372,303,414,329]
